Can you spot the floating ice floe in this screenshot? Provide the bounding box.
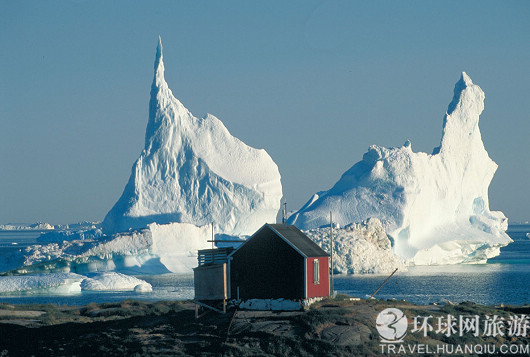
[0,272,152,295]
[80,272,152,292]
[0,273,84,294]
[1,222,211,276]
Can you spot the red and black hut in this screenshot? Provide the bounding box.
[228,223,330,300]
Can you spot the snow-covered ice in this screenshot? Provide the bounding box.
[1,222,211,276]
[1,46,512,278]
[3,219,405,276]
[37,227,103,243]
[147,222,211,273]
[305,218,405,274]
[0,221,98,231]
[0,273,84,294]
[80,272,152,292]
[0,272,152,294]
[0,222,56,230]
[102,37,282,236]
[288,73,511,265]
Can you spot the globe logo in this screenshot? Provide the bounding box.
[376,308,408,343]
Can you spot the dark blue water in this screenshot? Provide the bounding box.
[0,225,528,306]
[0,230,42,254]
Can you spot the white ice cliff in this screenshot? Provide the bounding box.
[0,223,211,276]
[102,37,282,236]
[305,218,405,274]
[288,73,511,265]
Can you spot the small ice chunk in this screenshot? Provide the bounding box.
[0,273,84,293]
[80,272,152,292]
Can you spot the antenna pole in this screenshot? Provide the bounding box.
[211,223,214,249]
[282,201,287,224]
[330,211,334,295]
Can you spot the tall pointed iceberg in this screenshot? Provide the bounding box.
[287,72,511,264]
[103,38,282,235]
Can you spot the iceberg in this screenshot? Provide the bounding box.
[0,273,84,294]
[102,37,282,236]
[0,272,153,294]
[2,222,211,276]
[0,38,260,279]
[305,218,405,274]
[80,272,152,292]
[288,73,511,265]
[0,222,56,230]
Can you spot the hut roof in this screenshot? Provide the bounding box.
[265,224,329,258]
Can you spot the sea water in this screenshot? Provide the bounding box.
[0,225,528,306]
[335,243,529,306]
[336,225,530,305]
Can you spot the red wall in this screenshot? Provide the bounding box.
[306,257,330,298]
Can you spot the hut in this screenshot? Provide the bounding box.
[228,223,330,301]
[193,223,330,313]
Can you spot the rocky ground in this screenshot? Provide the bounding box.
[0,297,527,356]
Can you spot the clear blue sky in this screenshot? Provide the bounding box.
[1,0,529,224]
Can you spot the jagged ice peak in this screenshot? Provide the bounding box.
[103,37,283,235]
[287,72,510,265]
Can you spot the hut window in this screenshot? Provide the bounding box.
[313,259,320,285]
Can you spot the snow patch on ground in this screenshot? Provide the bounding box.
[236,299,303,311]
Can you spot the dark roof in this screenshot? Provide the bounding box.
[267,224,329,258]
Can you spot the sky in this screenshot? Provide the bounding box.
[1,0,529,225]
